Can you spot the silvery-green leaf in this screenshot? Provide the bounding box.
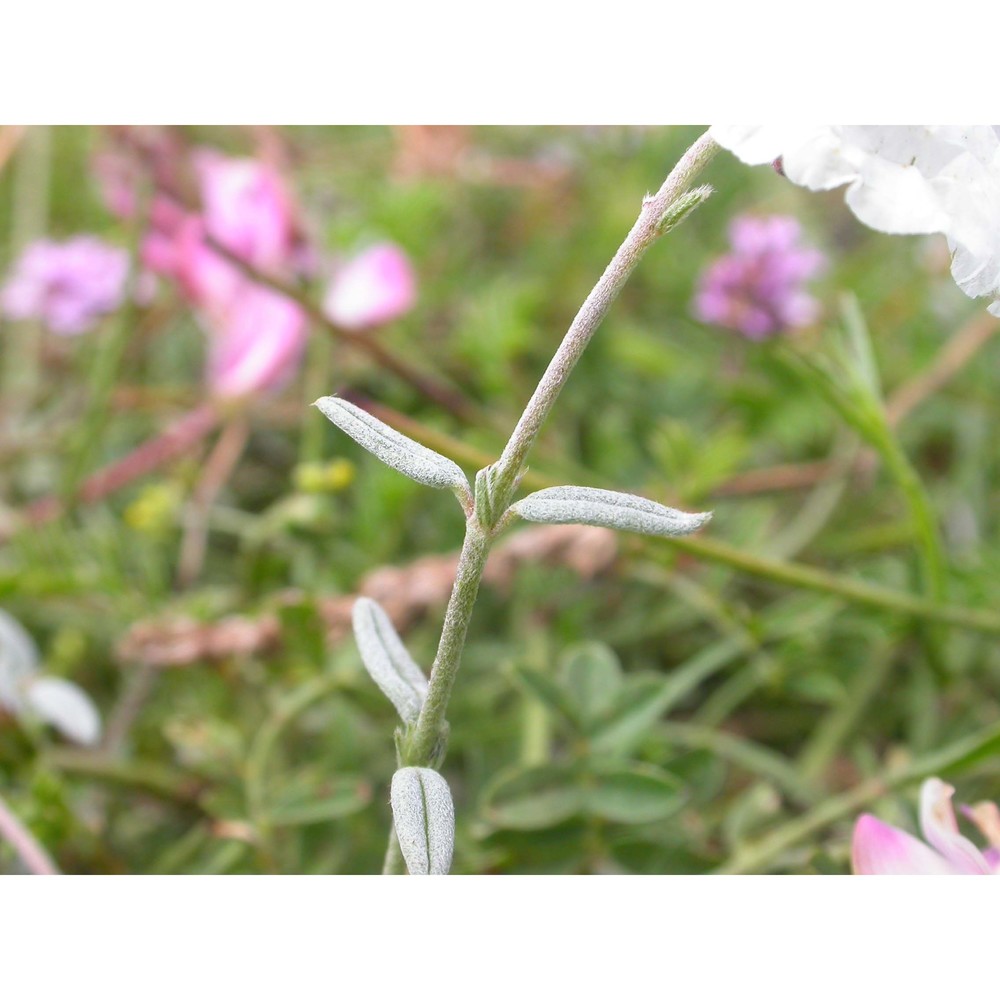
[314,397,469,491]
[390,767,455,875]
[512,486,710,538]
[0,608,41,713]
[23,676,102,746]
[656,184,714,234]
[352,597,427,724]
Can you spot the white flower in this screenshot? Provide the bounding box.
[710,126,1000,317]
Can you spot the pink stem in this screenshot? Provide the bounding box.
[0,792,59,875]
[6,403,220,538]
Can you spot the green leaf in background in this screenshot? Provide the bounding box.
[267,776,373,827]
[589,675,680,756]
[514,666,583,732]
[267,774,372,826]
[586,764,686,824]
[558,641,623,727]
[481,763,586,831]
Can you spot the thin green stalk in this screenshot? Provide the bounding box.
[245,672,344,838]
[658,535,1000,635]
[875,424,947,603]
[382,828,403,875]
[3,125,50,409]
[657,722,818,806]
[794,644,896,783]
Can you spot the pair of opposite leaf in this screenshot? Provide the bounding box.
[321,395,713,875]
[314,396,712,538]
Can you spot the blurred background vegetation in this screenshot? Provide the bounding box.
[1,125,999,874]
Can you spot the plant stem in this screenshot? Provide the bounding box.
[875,423,947,602]
[403,522,492,767]
[0,791,59,875]
[177,415,250,588]
[381,131,720,873]
[490,131,719,506]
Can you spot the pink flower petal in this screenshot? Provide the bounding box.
[194,152,296,273]
[206,286,308,399]
[919,779,993,874]
[851,814,959,874]
[323,243,416,331]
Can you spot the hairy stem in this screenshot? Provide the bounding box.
[490,131,719,506]
[404,523,492,767]
[381,131,720,873]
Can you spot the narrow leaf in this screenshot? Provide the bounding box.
[268,777,372,827]
[656,184,714,234]
[512,486,710,538]
[314,396,469,491]
[390,767,455,875]
[352,597,427,724]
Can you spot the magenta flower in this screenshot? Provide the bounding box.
[1,237,129,335]
[323,243,416,331]
[852,778,999,875]
[693,215,825,340]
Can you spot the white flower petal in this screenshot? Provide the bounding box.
[712,125,1000,316]
[23,676,102,747]
[919,778,992,874]
[0,608,41,713]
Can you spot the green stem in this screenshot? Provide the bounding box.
[403,522,492,767]
[657,535,1000,634]
[794,643,896,783]
[875,424,947,603]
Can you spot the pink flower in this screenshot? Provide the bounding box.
[1,236,129,335]
[193,151,298,275]
[206,285,308,399]
[692,215,825,340]
[323,243,416,331]
[142,153,298,316]
[852,778,999,875]
[140,151,309,400]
